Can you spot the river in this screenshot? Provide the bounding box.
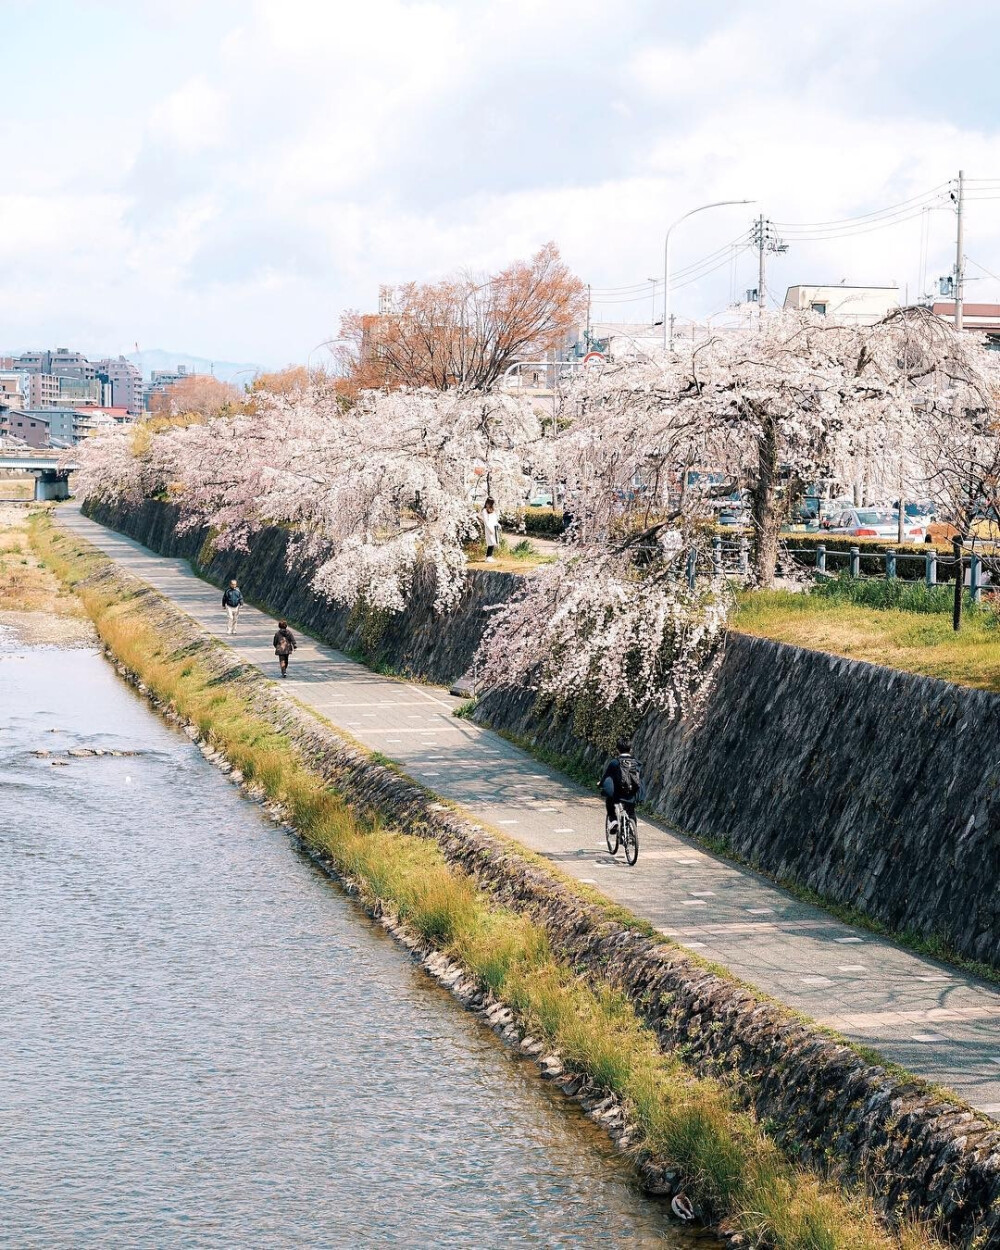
[0,636,696,1247]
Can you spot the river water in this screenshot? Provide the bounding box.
[1,637,695,1248]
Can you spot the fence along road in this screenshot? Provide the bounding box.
[58,502,1000,1118]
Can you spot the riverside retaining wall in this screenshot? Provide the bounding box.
[474,636,1000,972]
[70,548,1000,1247]
[84,497,1000,972]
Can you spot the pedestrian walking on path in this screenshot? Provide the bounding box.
[222,579,244,634]
[273,620,297,677]
[480,497,502,562]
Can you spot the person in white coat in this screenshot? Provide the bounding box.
[480,497,502,562]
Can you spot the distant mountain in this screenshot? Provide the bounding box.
[126,349,262,385]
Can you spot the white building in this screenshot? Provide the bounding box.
[782,285,899,324]
[0,371,27,410]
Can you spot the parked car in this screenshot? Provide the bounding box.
[868,500,938,531]
[822,508,927,542]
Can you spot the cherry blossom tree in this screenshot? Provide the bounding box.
[475,310,1000,736]
[75,382,542,613]
[475,546,731,747]
[866,307,1000,533]
[69,421,172,506]
[75,306,1000,735]
[545,310,1000,588]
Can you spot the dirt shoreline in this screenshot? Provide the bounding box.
[0,503,95,646]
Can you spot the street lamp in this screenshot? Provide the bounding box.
[663,199,754,352]
[647,277,658,326]
[459,278,494,387]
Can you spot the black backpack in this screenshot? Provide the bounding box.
[618,754,641,800]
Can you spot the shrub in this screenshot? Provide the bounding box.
[782,535,936,581]
[504,506,565,538]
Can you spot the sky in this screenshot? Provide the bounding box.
[3,0,1000,368]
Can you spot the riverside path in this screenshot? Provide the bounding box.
[59,504,1000,1118]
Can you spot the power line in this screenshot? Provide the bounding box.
[592,177,1000,299]
[592,247,752,304]
[671,248,750,292]
[772,183,950,230]
[589,231,752,297]
[966,256,1000,285]
[779,204,946,240]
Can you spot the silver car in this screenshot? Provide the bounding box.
[822,508,927,542]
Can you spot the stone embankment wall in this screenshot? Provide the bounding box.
[475,635,1000,972]
[83,498,516,686]
[86,498,1000,971]
[76,552,1000,1247]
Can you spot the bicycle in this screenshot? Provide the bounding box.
[605,802,639,866]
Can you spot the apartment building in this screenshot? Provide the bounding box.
[92,356,143,415]
[9,347,111,408]
[0,410,50,448]
[144,363,196,410]
[0,372,26,410]
[782,285,900,324]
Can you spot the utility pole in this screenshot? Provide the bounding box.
[953,536,964,632]
[954,169,965,332]
[585,283,591,348]
[750,216,786,325]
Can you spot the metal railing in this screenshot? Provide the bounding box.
[688,536,988,602]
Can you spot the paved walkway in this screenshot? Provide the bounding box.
[60,505,1000,1116]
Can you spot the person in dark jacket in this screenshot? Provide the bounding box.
[599,737,641,834]
[222,580,244,635]
[273,620,297,677]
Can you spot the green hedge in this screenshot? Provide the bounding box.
[504,506,566,538]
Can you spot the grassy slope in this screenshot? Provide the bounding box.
[736,590,1000,692]
[29,510,939,1250]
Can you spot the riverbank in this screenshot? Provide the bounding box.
[31,509,999,1248]
[3,626,681,1245]
[0,502,92,645]
[81,496,1000,978]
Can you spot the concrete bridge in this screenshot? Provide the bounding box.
[0,449,78,500]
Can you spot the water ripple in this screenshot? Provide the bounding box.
[1,647,691,1247]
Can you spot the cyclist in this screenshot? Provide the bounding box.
[600,737,642,837]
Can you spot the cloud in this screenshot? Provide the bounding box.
[2,0,1000,364]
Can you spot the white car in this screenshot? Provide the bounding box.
[822,508,927,542]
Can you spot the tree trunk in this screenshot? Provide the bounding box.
[751,413,781,587]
